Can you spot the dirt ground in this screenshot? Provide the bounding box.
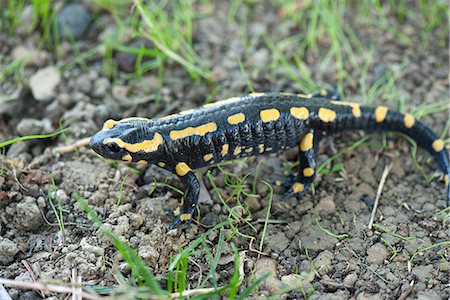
[0,1,449,299]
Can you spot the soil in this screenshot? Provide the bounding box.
[1,1,449,299]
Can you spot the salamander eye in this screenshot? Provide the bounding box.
[106,142,121,153]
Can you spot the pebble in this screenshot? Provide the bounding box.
[281,272,315,289]
[12,46,50,66]
[16,118,53,136]
[313,195,336,214]
[265,232,290,253]
[312,250,334,275]
[29,66,61,101]
[92,78,111,97]
[411,265,434,283]
[116,38,154,73]
[15,196,43,230]
[343,273,358,287]
[254,257,281,293]
[366,242,389,265]
[0,238,20,264]
[57,3,92,40]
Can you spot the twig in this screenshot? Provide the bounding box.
[368,162,393,229]
[0,278,101,300]
[53,137,90,154]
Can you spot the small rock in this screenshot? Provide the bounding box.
[218,254,234,265]
[343,273,357,287]
[92,78,111,97]
[138,244,159,266]
[116,38,154,73]
[366,242,389,265]
[15,196,43,230]
[411,265,434,283]
[57,3,92,40]
[0,238,20,264]
[254,257,281,293]
[265,232,290,253]
[281,272,315,289]
[313,250,334,275]
[29,66,61,101]
[12,46,50,66]
[16,118,53,136]
[314,195,336,214]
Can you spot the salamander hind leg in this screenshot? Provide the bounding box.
[168,162,200,229]
[281,130,318,201]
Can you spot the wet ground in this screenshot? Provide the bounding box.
[0,1,449,299]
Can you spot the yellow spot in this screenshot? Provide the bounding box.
[292,182,304,193]
[221,144,229,156]
[119,117,150,122]
[260,108,280,122]
[170,122,217,140]
[102,119,117,130]
[227,113,246,125]
[249,92,265,97]
[122,154,132,162]
[203,153,213,161]
[104,132,163,153]
[375,106,389,123]
[444,175,449,188]
[233,146,242,155]
[258,144,265,153]
[157,162,166,168]
[318,107,336,122]
[290,107,309,120]
[175,162,191,176]
[180,213,192,221]
[330,101,361,118]
[136,160,148,165]
[275,180,282,187]
[300,133,314,152]
[173,207,181,216]
[320,89,327,96]
[432,139,445,152]
[303,167,315,177]
[245,147,253,153]
[404,113,415,129]
[179,109,195,115]
[298,93,312,99]
[202,97,241,108]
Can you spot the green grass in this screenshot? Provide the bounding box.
[47,175,66,239]
[74,192,267,298]
[0,128,68,149]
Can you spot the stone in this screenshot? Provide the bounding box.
[29,66,61,101]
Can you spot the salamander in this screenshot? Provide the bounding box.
[90,91,450,229]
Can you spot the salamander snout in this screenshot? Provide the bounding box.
[90,131,128,160]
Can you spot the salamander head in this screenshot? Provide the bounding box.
[90,118,161,163]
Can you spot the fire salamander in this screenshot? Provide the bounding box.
[90,91,450,229]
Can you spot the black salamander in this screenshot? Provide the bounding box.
[90,91,450,229]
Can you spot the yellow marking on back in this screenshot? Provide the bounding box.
[173,207,181,216]
[320,89,328,96]
[303,167,315,177]
[444,174,449,188]
[404,113,415,129]
[180,213,192,221]
[122,154,132,162]
[258,144,265,153]
[202,97,241,108]
[432,139,445,152]
[221,144,229,156]
[157,162,166,168]
[203,153,213,161]
[136,160,148,165]
[330,101,361,118]
[375,106,389,122]
[179,109,195,115]
[102,119,117,130]
[119,117,150,122]
[292,182,304,193]
[300,133,314,152]
[175,162,191,176]
[260,108,280,122]
[170,122,217,140]
[233,146,242,155]
[245,147,253,153]
[290,107,309,120]
[227,113,246,125]
[249,92,265,97]
[318,107,337,122]
[104,133,163,153]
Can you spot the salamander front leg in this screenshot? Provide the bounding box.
[282,130,318,201]
[168,163,200,230]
